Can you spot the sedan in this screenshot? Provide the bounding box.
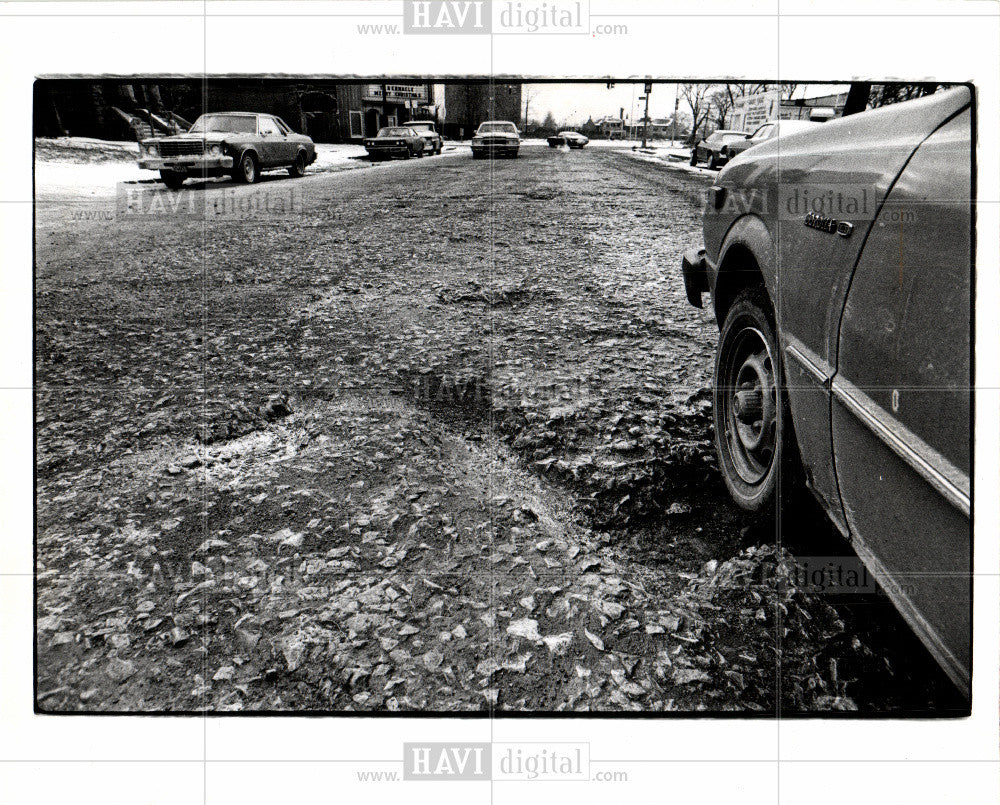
[689,129,749,169]
[365,126,426,160]
[407,120,443,155]
[137,112,316,189]
[547,131,590,148]
[723,119,819,160]
[679,86,972,697]
[471,121,520,159]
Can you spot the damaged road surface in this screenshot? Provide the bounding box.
[35,146,963,713]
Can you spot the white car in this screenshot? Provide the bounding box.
[471,121,520,159]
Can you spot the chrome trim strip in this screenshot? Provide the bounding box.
[831,378,971,517]
[850,536,970,696]
[784,342,830,386]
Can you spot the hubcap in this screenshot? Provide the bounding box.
[244,158,254,180]
[721,326,778,484]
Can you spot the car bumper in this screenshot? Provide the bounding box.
[366,145,410,155]
[472,143,519,155]
[138,156,233,171]
[681,247,709,308]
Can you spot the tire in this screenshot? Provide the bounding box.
[708,154,719,170]
[472,151,484,160]
[690,151,699,166]
[713,287,802,512]
[287,151,307,178]
[160,170,185,190]
[233,152,258,184]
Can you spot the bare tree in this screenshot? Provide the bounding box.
[868,82,939,108]
[679,83,715,145]
[522,85,537,130]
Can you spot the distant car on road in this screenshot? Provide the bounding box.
[407,121,443,155]
[365,126,426,160]
[547,131,589,148]
[679,86,972,697]
[689,129,749,169]
[138,112,316,189]
[723,119,819,160]
[471,121,520,159]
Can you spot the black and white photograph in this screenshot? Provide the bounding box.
[33,75,973,715]
[4,0,1000,803]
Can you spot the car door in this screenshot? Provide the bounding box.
[773,88,970,533]
[830,104,972,693]
[274,116,302,161]
[256,115,284,167]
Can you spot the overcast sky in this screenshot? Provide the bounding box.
[521,83,849,126]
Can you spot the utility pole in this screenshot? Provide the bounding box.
[671,91,679,146]
[641,81,652,148]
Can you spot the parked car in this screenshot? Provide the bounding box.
[471,121,520,159]
[138,112,316,189]
[547,131,589,148]
[689,129,749,169]
[407,120,444,155]
[679,86,972,696]
[724,119,819,160]
[365,126,426,160]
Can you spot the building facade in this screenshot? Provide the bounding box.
[34,79,437,143]
[442,83,522,139]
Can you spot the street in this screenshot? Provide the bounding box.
[35,144,961,713]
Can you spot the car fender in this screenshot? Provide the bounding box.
[711,213,777,326]
[233,145,260,166]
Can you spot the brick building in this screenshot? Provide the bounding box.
[34,79,438,143]
[442,83,522,139]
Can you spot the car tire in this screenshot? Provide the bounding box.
[713,287,802,512]
[690,151,699,166]
[287,151,307,177]
[160,170,185,190]
[233,152,258,184]
[708,154,719,170]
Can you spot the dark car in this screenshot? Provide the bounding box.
[365,126,426,160]
[471,121,520,159]
[138,112,316,189]
[689,129,749,169]
[547,131,589,148]
[407,120,443,155]
[679,87,972,696]
[724,119,819,160]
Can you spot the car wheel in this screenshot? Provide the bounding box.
[708,154,719,170]
[159,170,185,190]
[287,151,307,177]
[233,152,258,184]
[713,287,801,512]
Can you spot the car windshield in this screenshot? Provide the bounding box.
[559,131,580,137]
[409,122,434,131]
[377,127,413,137]
[478,123,517,134]
[189,114,257,134]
